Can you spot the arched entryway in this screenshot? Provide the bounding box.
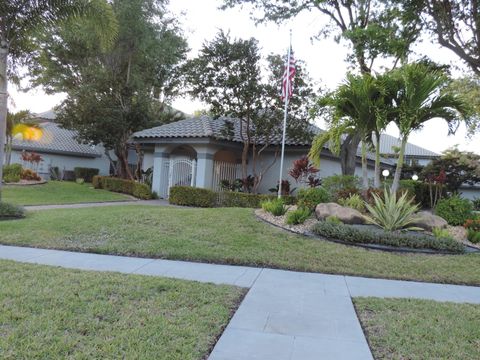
[158,145,197,198]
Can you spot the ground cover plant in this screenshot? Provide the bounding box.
[354,297,480,360]
[312,221,463,253]
[3,181,130,205]
[0,260,244,360]
[1,206,479,285]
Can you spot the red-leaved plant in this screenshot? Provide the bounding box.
[289,156,320,188]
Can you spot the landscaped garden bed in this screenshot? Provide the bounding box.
[354,297,480,360]
[0,259,245,359]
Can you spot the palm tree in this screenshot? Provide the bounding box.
[389,63,469,193]
[0,0,116,199]
[309,74,388,189]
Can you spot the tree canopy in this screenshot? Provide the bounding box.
[184,31,317,192]
[30,0,188,178]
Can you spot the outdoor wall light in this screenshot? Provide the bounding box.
[382,169,390,178]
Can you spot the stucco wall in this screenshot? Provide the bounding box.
[10,150,111,178]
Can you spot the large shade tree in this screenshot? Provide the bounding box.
[221,0,424,175]
[388,62,469,193]
[0,0,116,198]
[30,0,188,179]
[184,31,317,193]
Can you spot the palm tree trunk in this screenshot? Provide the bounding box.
[0,42,8,201]
[391,136,408,193]
[361,141,368,190]
[374,132,381,188]
[340,133,361,176]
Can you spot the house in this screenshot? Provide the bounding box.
[133,115,398,198]
[377,133,440,166]
[10,112,112,179]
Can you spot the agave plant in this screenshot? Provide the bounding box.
[364,189,420,231]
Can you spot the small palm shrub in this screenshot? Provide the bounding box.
[285,207,311,225]
[364,189,420,231]
[337,194,365,212]
[297,187,330,211]
[261,198,288,216]
[432,227,453,240]
[0,202,25,219]
[435,195,473,226]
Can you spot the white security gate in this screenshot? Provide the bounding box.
[165,158,196,197]
[212,161,241,192]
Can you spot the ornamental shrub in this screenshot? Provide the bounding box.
[285,207,311,225]
[261,198,288,216]
[169,186,216,207]
[2,164,22,183]
[435,195,473,226]
[0,202,25,219]
[472,197,480,211]
[217,191,295,208]
[20,168,41,181]
[74,167,99,182]
[297,187,331,211]
[312,221,463,253]
[322,175,361,199]
[337,194,365,212]
[92,176,153,200]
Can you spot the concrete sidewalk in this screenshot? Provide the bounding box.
[1,244,479,360]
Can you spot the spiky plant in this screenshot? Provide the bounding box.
[364,189,420,231]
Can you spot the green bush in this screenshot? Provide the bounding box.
[297,187,331,211]
[472,197,480,211]
[2,164,22,183]
[325,215,342,224]
[285,208,311,225]
[0,202,25,219]
[261,198,288,216]
[92,176,153,200]
[169,186,216,207]
[217,192,295,208]
[364,189,420,231]
[337,194,365,212]
[467,229,480,244]
[432,227,453,240]
[312,221,464,253]
[322,175,361,198]
[74,167,99,183]
[435,195,473,226]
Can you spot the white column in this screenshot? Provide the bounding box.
[196,152,214,189]
[151,149,169,197]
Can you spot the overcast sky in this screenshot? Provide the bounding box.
[9,0,480,154]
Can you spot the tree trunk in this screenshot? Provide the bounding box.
[0,42,8,201]
[374,132,381,188]
[361,141,369,190]
[340,133,361,176]
[5,137,12,166]
[391,136,408,193]
[114,145,133,180]
[241,141,249,192]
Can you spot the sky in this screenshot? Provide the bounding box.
[9,0,480,155]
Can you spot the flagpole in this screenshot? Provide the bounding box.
[278,30,292,199]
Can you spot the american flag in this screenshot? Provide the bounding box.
[281,49,296,101]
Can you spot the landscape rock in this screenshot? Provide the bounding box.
[410,211,448,232]
[315,203,366,224]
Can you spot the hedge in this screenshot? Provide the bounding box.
[3,164,22,183]
[217,191,295,208]
[0,202,25,219]
[74,167,99,182]
[312,221,464,253]
[169,186,217,207]
[92,176,152,200]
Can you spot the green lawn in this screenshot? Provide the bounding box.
[0,259,244,359]
[3,181,130,205]
[354,297,480,360]
[1,206,480,285]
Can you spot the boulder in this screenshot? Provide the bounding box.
[315,203,366,225]
[410,211,448,232]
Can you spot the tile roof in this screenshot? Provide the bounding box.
[12,122,102,158]
[133,115,314,146]
[377,133,439,157]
